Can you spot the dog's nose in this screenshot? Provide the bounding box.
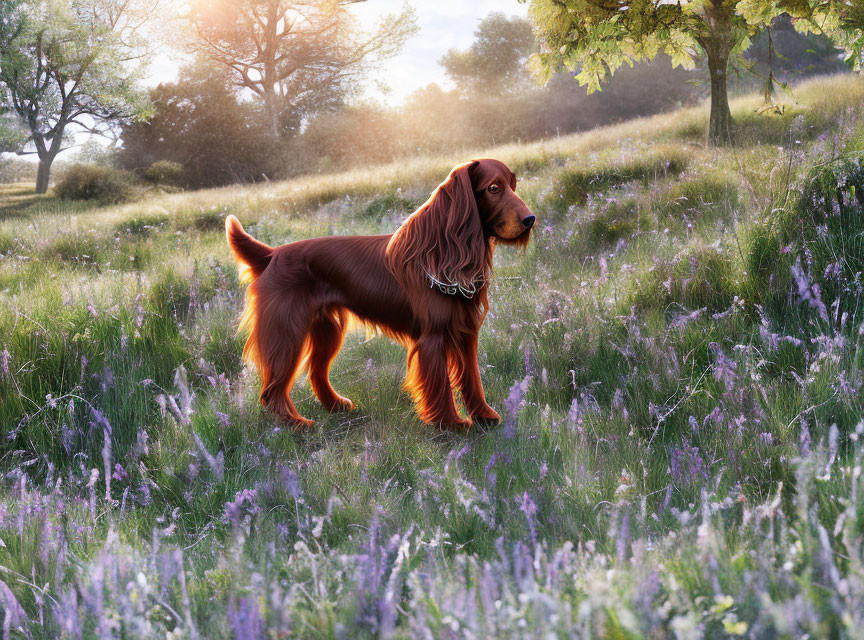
[521,215,535,229]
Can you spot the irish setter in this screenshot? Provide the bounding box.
[225,159,535,429]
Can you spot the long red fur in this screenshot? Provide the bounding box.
[225,159,533,429]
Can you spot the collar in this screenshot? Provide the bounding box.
[425,272,486,299]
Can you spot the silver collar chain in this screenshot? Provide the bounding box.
[425,272,486,299]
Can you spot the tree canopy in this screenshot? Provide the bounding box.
[0,0,157,193]
[187,0,417,142]
[526,0,863,145]
[119,62,273,188]
[439,13,535,96]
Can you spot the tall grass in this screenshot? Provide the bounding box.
[0,74,863,637]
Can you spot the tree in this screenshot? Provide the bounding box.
[440,13,535,96]
[119,62,272,188]
[0,0,157,193]
[791,1,863,70]
[188,0,417,142]
[525,0,860,146]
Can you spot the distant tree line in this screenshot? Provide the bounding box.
[114,11,850,189]
[1,4,856,190]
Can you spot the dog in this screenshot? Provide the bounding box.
[225,159,535,429]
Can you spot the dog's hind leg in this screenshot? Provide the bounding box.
[307,308,354,413]
[255,294,315,428]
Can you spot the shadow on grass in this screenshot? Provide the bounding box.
[0,183,100,221]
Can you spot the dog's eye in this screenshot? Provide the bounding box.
[487,184,500,193]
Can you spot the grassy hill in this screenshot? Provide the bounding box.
[1,74,864,637]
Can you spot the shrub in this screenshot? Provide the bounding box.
[627,245,738,313]
[550,145,690,211]
[0,233,14,254]
[661,173,738,221]
[143,160,184,186]
[55,164,133,203]
[49,233,101,265]
[355,191,417,221]
[792,154,864,308]
[582,196,642,246]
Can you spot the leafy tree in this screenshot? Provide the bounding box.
[440,13,535,95]
[794,1,863,70]
[188,0,417,142]
[0,0,157,193]
[525,0,861,146]
[118,62,272,188]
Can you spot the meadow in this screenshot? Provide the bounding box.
[1,74,864,638]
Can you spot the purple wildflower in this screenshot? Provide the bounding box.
[791,258,829,321]
[709,342,737,390]
[280,465,302,501]
[669,438,709,486]
[799,420,811,457]
[228,595,264,640]
[223,489,259,528]
[519,491,538,547]
[616,511,630,563]
[612,388,630,422]
[502,376,530,438]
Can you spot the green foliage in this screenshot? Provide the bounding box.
[143,160,185,186]
[526,0,859,144]
[119,63,274,188]
[661,173,738,222]
[0,0,155,192]
[0,75,863,638]
[355,190,418,222]
[55,164,133,203]
[439,13,534,95]
[627,244,739,313]
[794,153,864,305]
[549,146,690,210]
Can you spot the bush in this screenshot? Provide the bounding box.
[550,146,691,211]
[55,164,133,203]
[143,160,184,186]
[660,173,738,222]
[626,245,738,313]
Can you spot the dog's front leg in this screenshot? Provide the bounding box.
[456,332,501,425]
[407,333,470,429]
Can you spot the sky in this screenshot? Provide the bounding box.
[148,0,529,105]
[18,0,530,160]
[350,0,529,104]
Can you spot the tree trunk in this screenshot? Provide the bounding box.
[700,1,735,146]
[706,47,734,145]
[263,0,280,141]
[35,153,55,194]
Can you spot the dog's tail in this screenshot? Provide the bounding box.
[225,215,273,284]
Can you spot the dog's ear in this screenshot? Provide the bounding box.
[387,162,489,293]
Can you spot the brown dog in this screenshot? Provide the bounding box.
[225,159,535,428]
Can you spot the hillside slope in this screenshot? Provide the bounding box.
[1,74,864,637]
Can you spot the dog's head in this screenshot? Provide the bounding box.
[386,159,535,294]
[468,158,535,247]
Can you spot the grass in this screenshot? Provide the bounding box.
[1,74,864,637]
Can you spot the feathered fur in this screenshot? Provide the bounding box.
[226,159,535,429]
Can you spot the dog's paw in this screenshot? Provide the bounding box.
[283,415,315,430]
[432,415,472,433]
[471,406,501,426]
[322,395,355,413]
[443,418,472,432]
